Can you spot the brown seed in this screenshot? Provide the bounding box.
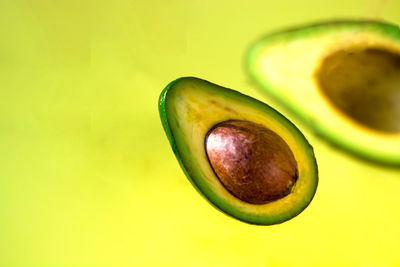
[205,120,298,204]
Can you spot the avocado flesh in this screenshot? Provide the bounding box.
[159,77,318,225]
[246,20,400,165]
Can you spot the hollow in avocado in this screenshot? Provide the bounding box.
[159,77,318,225]
[246,20,400,166]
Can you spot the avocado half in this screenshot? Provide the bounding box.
[246,20,400,166]
[159,77,318,225]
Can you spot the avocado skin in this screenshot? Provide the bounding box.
[250,20,400,42]
[245,20,400,167]
[159,77,318,225]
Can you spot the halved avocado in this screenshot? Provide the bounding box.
[159,77,318,225]
[246,20,400,166]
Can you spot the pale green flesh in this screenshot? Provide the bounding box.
[160,77,318,225]
[246,21,400,165]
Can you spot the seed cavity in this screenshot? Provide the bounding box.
[205,120,298,204]
[315,47,400,133]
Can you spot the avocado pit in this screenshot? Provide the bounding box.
[205,120,298,204]
[316,47,400,133]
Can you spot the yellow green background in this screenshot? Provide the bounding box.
[1,0,400,266]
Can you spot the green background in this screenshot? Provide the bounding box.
[1,0,400,266]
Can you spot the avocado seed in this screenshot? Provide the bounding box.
[205,120,298,204]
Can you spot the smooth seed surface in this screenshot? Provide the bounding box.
[205,120,298,204]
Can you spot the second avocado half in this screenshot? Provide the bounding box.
[159,77,318,225]
[246,20,400,166]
